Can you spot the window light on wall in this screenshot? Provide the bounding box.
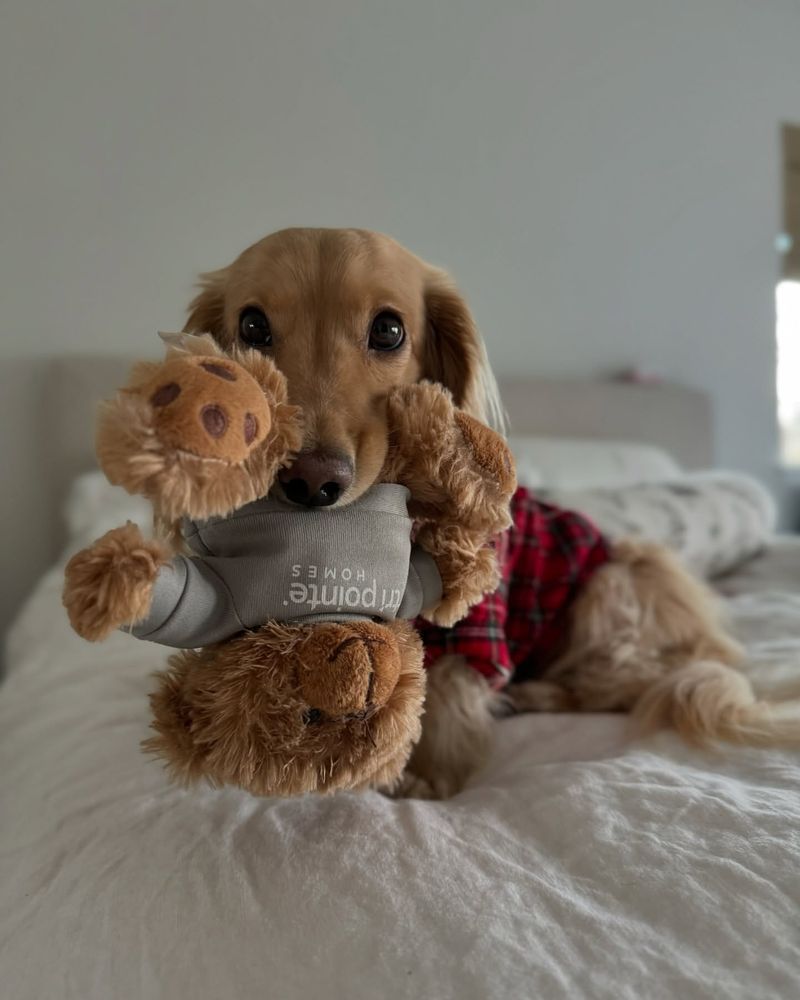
[777,278,800,465]
[777,125,800,467]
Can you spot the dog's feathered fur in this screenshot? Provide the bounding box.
[183,227,799,799]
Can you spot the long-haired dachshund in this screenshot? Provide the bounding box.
[184,227,798,798]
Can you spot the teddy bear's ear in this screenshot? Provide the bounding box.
[422,268,506,433]
[184,267,230,346]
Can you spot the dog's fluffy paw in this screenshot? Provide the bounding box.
[388,771,450,800]
[505,680,576,713]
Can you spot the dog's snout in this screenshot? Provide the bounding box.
[278,449,354,507]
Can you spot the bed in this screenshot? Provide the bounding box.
[1,363,799,1000]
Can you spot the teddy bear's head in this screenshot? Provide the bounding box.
[146,617,426,795]
[91,335,433,795]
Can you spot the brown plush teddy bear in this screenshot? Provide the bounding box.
[63,334,515,796]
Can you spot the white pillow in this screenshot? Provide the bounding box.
[507,436,682,490]
[62,471,152,557]
[539,471,777,578]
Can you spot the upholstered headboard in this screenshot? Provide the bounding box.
[497,377,713,470]
[46,355,146,520]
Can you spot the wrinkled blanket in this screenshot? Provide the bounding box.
[2,538,799,1000]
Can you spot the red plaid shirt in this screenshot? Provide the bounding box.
[416,487,611,689]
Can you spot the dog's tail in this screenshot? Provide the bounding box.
[633,660,800,748]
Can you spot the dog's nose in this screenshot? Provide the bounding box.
[278,450,354,507]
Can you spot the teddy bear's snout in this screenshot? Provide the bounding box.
[295,621,402,721]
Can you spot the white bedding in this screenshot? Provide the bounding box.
[2,524,800,998]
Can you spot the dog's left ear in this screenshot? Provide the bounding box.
[422,268,489,421]
[184,268,231,347]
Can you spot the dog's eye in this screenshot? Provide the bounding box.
[368,312,405,352]
[239,307,272,348]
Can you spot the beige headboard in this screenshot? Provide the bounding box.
[498,377,713,470]
[46,355,145,521]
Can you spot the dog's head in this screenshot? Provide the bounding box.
[185,228,502,507]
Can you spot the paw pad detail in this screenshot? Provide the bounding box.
[201,404,227,438]
[151,382,182,407]
[141,355,272,464]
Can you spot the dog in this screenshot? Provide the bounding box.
[184,226,798,799]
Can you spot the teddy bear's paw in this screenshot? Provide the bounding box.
[63,523,168,641]
[295,621,402,720]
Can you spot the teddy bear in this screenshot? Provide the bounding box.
[63,334,515,796]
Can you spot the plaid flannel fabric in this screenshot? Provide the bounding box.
[415,487,611,689]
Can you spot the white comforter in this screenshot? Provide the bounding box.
[2,546,800,1000]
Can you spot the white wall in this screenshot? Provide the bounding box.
[2,0,799,634]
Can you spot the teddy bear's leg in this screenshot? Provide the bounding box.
[145,620,426,797]
[63,523,170,641]
[96,347,302,522]
[384,381,516,534]
[383,382,515,625]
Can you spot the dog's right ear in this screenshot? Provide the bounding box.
[422,267,506,433]
[184,268,230,346]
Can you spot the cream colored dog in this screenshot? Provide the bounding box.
[181,226,799,798]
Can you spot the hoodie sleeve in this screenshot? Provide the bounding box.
[395,545,443,620]
[123,556,245,648]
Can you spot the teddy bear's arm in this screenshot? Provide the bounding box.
[396,545,443,619]
[64,524,248,647]
[125,554,245,648]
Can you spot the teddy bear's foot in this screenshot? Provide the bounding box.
[294,621,402,720]
[95,348,303,522]
[454,410,516,498]
[139,355,272,463]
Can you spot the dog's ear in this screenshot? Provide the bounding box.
[423,268,498,425]
[184,268,230,346]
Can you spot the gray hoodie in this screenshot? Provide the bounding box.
[128,484,442,648]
